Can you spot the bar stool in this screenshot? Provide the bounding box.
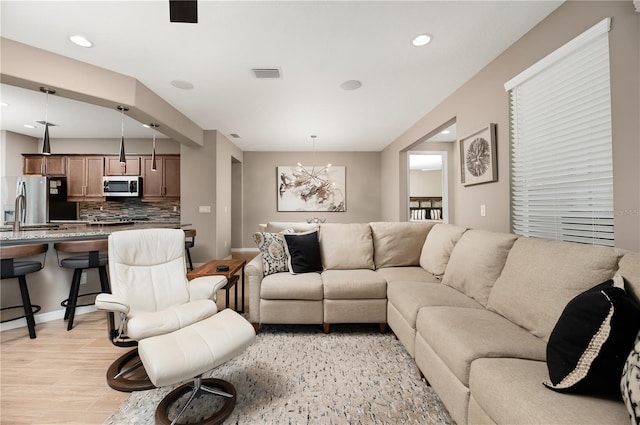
[184,228,196,271]
[54,239,109,331]
[0,243,48,339]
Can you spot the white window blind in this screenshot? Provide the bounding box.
[506,18,614,246]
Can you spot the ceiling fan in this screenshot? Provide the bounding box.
[169,0,198,24]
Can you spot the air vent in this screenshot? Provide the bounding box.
[252,68,281,79]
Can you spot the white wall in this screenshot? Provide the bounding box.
[409,170,442,197]
[242,151,382,248]
[380,1,640,251]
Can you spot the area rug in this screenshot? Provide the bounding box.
[104,323,454,424]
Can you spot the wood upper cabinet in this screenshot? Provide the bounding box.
[67,156,105,200]
[23,155,66,176]
[105,156,140,176]
[141,155,180,199]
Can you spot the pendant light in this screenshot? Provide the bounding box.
[149,123,160,171]
[40,87,56,155]
[296,135,332,185]
[117,106,129,164]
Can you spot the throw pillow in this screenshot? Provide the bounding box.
[621,330,640,425]
[283,230,323,274]
[253,232,288,276]
[544,278,640,397]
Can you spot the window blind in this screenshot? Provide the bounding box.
[506,18,614,246]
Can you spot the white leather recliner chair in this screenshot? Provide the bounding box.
[96,228,255,425]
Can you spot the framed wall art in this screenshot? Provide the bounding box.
[277,165,346,212]
[459,123,497,186]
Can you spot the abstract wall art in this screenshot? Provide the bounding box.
[277,165,346,212]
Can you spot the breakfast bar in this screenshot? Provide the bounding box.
[0,222,187,331]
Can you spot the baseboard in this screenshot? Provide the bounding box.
[0,305,97,332]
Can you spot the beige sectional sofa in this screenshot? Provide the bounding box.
[246,221,640,425]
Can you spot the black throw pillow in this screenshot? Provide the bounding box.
[544,278,640,397]
[283,231,323,274]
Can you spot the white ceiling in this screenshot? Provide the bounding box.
[0,1,562,151]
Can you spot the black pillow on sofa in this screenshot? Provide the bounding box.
[544,278,640,397]
[283,231,323,274]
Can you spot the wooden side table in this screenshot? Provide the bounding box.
[186,258,246,313]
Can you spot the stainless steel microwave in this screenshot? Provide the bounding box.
[103,176,141,197]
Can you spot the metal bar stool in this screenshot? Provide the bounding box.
[54,239,109,331]
[184,229,196,271]
[0,243,48,339]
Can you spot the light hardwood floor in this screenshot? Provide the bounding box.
[1,252,255,425]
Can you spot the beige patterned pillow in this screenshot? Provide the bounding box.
[253,232,288,276]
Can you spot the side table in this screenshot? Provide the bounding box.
[186,259,246,313]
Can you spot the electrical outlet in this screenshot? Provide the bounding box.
[173,206,178,212]
[480,204,486,217]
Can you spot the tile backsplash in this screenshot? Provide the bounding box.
[79,198,180,223]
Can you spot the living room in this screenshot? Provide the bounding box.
[1,1,639,424]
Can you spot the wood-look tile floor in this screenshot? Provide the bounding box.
[1,252,255,425]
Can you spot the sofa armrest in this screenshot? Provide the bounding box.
[188,275,228,301]
[95,293,130,315]
[246,254,264,324]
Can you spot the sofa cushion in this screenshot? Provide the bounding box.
[621,330,640,425]
[321,269,386,299]
[442,230,518,306]
[419,223,467,276]
[487,237,621,342]
[544,278,640,396]
[469,358,630,425]
[376,266,440,284]
[253,232,288,276]
[416,306,546,386]
[260,272,323,300]
[370,221,435,268]
[318,223,374,270]
[620,252,640,303]
[388,281,483,328]
[265,222,319,233]
[283,230,323,274]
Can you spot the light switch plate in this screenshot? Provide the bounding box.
[198,206,211,213]
[480,204,486,217]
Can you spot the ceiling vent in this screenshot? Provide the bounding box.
[230,133,241,139]
[252,68,281,79]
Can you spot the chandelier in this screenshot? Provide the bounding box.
[296,135,332,187]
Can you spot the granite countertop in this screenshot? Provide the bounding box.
[0,222,186,245]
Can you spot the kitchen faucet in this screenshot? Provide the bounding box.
[13,193,26,232]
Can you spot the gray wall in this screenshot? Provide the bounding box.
[242,151,382,248]
[381,1,640,251]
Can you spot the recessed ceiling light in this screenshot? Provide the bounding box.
[412,33,432,47]
[340,80,362,91]
[170,80,194,90]
[69,35,93,48]
[23,124,36,129]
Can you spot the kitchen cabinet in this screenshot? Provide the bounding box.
[142,155,180,199]
[105,156,140,176]
[67,156,105,200]
[23,154,66,176]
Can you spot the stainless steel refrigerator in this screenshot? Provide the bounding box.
[1,176,77,225]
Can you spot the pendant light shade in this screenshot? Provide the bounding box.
[42,123,51,155]
[117,106,129,164]
[149,123,160,171]
[40,87,56,155]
